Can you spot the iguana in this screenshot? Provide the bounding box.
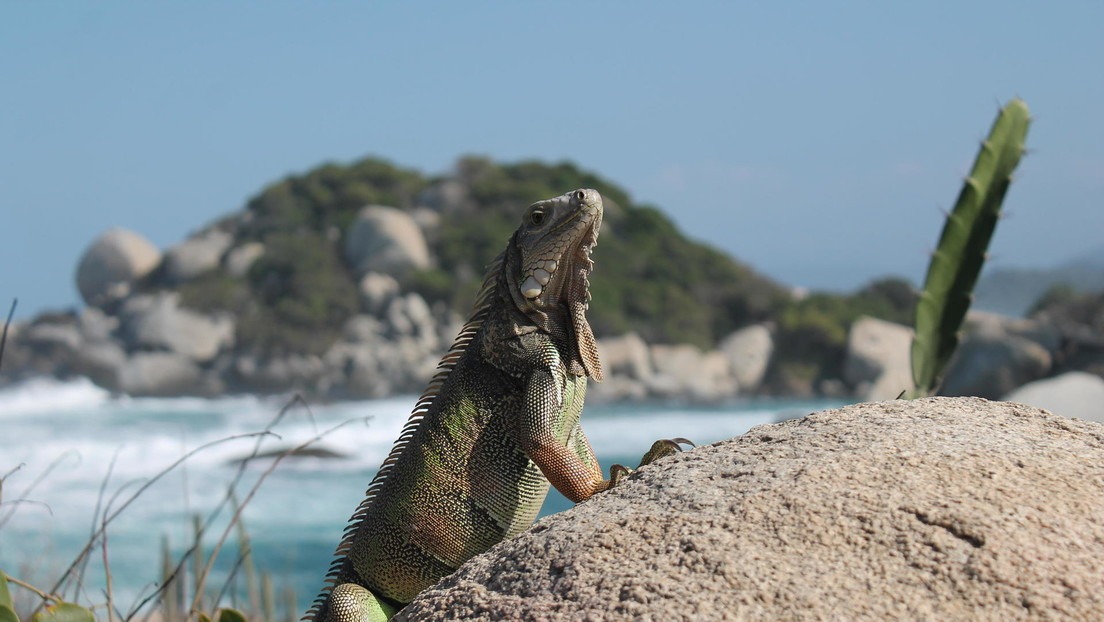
[306,188,688,621]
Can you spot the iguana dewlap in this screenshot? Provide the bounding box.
[306,189,686,622]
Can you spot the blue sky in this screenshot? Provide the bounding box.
[3,2,1102,319]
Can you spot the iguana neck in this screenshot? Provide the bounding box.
[496,230,601,380]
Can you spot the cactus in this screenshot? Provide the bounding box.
[909,99,1031,397]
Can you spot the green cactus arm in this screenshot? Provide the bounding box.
[909,99,1031,397]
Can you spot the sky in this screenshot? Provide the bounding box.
[2,2,1102,320]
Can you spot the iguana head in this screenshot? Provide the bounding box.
[509,188,604,381]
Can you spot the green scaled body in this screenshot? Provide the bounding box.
[307,189,643,622]
[909,99,1031,398]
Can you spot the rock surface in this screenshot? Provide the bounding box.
[223,241,265,278]
[163,229,234,282]
[398,398,1104,621]
[343,205,431,278]
[843,316,913,401]
[117,351,205,396]
[1004,371,1104,424]
[941,312,1057,399]
[717,323,773,392]
[119,293,234,363]
[75,228,162,307]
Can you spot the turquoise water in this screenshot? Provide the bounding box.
[0,378,840,615]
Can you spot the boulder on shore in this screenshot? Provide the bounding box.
[75,228,162,308]
[717,323,773,393]
[119,293,234,363]
[940,312,1057,399]
[398,397,1104,621]
[343,205,431,278]
[843,316,913,401]
[1004,371,1104,424]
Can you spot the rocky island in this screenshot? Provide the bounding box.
[2,156,1102,408]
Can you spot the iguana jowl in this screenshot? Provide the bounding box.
[307,189,686,621]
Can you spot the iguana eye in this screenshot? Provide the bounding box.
[573,190,586,202]
[529,209,546,226]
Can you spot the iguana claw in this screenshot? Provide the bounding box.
[608,463,633,488]
[640,437,694,466]
[606,437,694,491]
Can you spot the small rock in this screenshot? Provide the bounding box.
[225,445,349,465]
[223,241,265,278]
[343,315,384,344]
[416,179,467,214]
[358,272,400,315]
[163,229,234,283]
[385,293,437,349]
[232,353,325,394]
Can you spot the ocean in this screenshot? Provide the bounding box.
[0,377,841,616]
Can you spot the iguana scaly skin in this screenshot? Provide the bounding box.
[306,189,686,622]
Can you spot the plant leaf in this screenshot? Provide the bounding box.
[31,603,94,622]
[909,98,1031,396]
[0,604,19,622]
[216,608,249,622]
[0,570,13,611]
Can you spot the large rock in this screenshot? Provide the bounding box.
[117,351,204,396]
[843,316,914,401]
[72,340,127,391]
[119,293,234,363]
[590,333,654,403]
[648,344,736,402]
[718,323,773,392]
[940,320,1051,399]
[597,333,653,381]
[75,228,162,307]
[163,229,234,282]
[399,398,1104,620]
[343,206,431,278]
[1004,371,1104,423]
[77,307,119,343]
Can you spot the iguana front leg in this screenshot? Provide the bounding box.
[517,362,611,503]
[517,348,691,502]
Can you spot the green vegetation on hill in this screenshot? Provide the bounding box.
[165,154,918,391]
[175,155,791,354]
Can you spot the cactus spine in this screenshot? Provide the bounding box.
[909,99,1031,397]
